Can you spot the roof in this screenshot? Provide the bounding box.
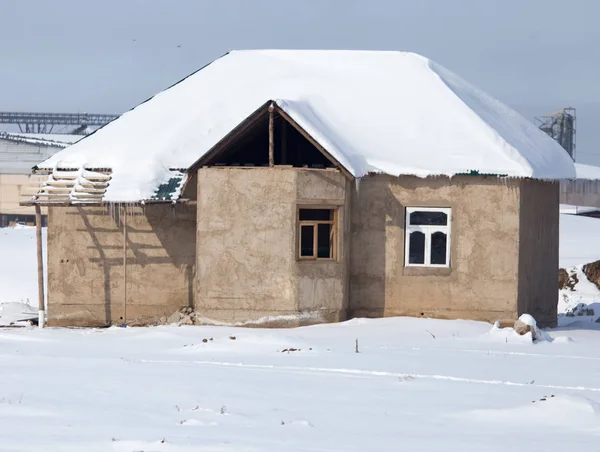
[1,132,81,148]
[37,50,576,202]
[574,162,600,180]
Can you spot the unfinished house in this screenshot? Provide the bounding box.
[25,50,576,328]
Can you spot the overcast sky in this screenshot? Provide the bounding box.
[1,0,598,163]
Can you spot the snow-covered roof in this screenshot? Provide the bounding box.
[574,162,600,180]
[1,132,82,148]
[37,50,576,202]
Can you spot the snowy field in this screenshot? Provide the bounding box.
[1,213,600,450]
[0,318,599,451]
[0,225,46,306]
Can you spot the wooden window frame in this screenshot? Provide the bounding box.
[404,207,451,268]
[297,207,338,261]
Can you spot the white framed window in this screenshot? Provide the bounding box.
[404,207,451,267]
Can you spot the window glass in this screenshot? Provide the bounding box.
[300,225,314,257]
[430,231,447,265]
[317,223,333,258]
[299,209,333,221]
[408,231,425,264]
[409,211,447,226]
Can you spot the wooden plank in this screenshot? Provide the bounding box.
[268,103,275,167]
[296,199,345,206]
[122,206,128,325]
[35,205,45,328]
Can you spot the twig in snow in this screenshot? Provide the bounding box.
[425,330,436,339]
[399,374,416,382]
[355,338,359,353]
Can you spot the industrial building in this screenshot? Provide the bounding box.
[0,133,80,227]
[0,112,116,227]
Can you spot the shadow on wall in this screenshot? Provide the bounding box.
[73,204,196,325]
[349,178,404,318]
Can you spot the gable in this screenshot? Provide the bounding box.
[189,101,352,178]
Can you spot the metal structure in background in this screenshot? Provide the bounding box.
[535,107,576,161]
[0,112,118,134]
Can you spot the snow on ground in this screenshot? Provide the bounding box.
[560,213,600,268]
[1,318,600,451]
[0,226,46,306]
[0,212,600,449]
[558,212,600,328]
[559,266,600,315]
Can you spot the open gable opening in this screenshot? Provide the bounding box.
[204,105,337,170]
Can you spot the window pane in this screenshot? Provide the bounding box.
[431,232,447,265]
[317,223,333,258]
[409,211,447,226]
[299,209,333,221]
[300,225,314,257]
[408,231,425,264]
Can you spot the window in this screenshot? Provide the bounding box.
[405,207,451,267]
[298,208,336,260]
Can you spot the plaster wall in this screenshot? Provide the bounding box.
[46,204,196,326]
[349,175,523,324]
[195,167,348,326]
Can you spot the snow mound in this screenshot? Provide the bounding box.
[485,321,551,343]
[38,50,574,201]
[0,302,37,324]
[518,314,537,327]
[467,395,600,431]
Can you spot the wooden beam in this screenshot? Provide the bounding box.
[122,205,128,326]
[35,205,45,328]
[268,103,275,167]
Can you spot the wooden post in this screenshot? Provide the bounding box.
[35,205,45,328]
[268,103,275,167]
[122,205,128,326]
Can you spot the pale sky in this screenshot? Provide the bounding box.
[1,0,598,163]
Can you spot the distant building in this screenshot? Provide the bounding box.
[560,162,600,214]
[0,133,80,227]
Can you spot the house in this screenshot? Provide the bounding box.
[24,50,576,328]
[0,132,80,226]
